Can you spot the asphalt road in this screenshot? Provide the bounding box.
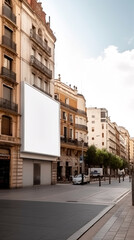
[0,176,131,240]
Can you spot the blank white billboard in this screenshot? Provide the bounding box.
[21,82,60,157]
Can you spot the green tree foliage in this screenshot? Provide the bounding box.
[85,146,124,171]
[96,148,109,167]
[85,145,97,167]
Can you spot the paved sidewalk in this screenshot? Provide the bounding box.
[92,192,134,240]
[0,177,132,240]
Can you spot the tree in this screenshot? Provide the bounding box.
[85,145,97,167]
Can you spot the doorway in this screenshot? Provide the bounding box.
[33,163,40,185]
[0,159,10,189]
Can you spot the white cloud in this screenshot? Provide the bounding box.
[57,46,134,136]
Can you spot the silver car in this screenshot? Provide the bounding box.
[72,174,90,184]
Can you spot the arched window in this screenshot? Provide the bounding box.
[1,115,12,136]
[38,28,42,37]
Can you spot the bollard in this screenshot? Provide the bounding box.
[82,173,84,185]
[109,175,111,184]
[99,176,101,187]
[119,175,120,183]
[132,173,134,206]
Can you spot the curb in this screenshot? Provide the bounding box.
[67,204,114,240]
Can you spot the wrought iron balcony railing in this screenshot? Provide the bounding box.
[77,109,87,116]
[75,124,88,131]
[2,35,16,52]
[60,137,88,147]
[30,55,52,79]
[1,67,16,82]
[2,5,16,24]
[30,29,51,57]
[0,98,18,113]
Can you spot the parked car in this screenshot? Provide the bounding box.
[72,174,90,185]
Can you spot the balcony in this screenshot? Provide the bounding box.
[30,29,51,57]
[0,135,20,146]
[77,109,87,116]
[75,124,88,131]
[61,102,77,112]
[0,98,18,113]
[1,67,16,83]
[2,5,16,24]
[61,137,77,145]
[2,35,16,52]
[30,55,52,79]
[60,137,88,147]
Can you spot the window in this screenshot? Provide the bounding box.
[5,26,12,39]
[38,53,42,62]
[69,129,73,139]
[80,118,82,124]
[75,132,78,139]
[31,73,35,85]
[63,112,66,120]
[54,94,59,100]
[102,124,104,129]
[4,55,12,70]
[92,115,95,118]
[101,111,106,118]
[67,149,71,156]
[75,117,78,124]
[44,59,47,67]
[1,115,12,136]
[44,81,48,92]
[32,48,35,56]
[92,127,94,132]
[69,114,73,122]
[102,133,104,138]
[101,119,106,122]
[32,25,36,32]
[65,98,69,104]
[102,142,104,146]
[44,39,48,46]
[37,77,41,88]
[38,28,42,37]
[5,0,11,5]
[3,85,12,101]
[92,137,94,140]
[92,121,95,124]
[64,127,67,138]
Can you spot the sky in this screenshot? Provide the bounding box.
[43,0,134,136]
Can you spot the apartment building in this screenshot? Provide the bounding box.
[87,107,130,162]
[0,0,22,188]
[54,76,88,181]
[87,108,109,150]
[118,126,130,162]
[20,0,60,187]
[107,119,116,155]
[0,0,60,189]
[129,137,134,171]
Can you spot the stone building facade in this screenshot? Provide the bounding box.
[54,76,88,181]
[0,0,59,188]
[0,0,22,188]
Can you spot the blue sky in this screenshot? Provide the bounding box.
[43,0,134,136]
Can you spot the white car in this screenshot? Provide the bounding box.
[72,174,90,184]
